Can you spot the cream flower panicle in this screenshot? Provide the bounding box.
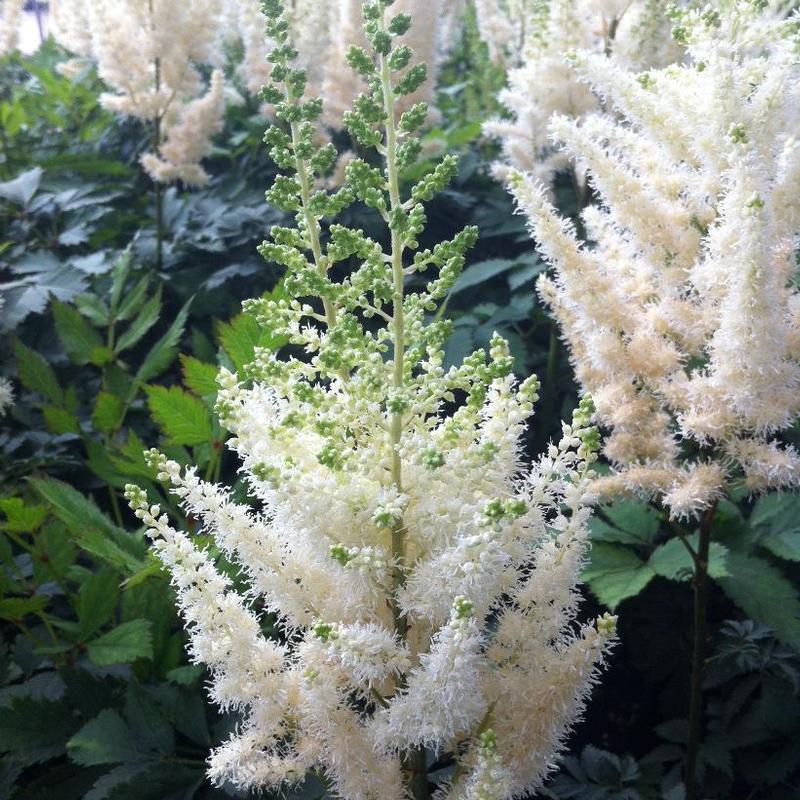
[510,1,800,517]
[0,0,24,55]
[126,2,615,797]
[50,0,228,186]
[484,0,683,191]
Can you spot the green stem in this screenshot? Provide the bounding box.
[108,486,124,528]
[535,324,559,453]
[288,119,336,327]
[379,18,428,799]
[153,115,164,272]
[684,501,717,800]
[149,9,164,273]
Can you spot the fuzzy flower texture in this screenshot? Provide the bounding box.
[485,0,684,191]
[127,2,615,798]
[512,2,800,519]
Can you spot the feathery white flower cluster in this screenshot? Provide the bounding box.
[127,2,615,797]
[0,378,13,416]
[0,0,23,55]
[473,0,547,66]
[50,0,228,186]
[511,2,800,518]
[485,0,683,189]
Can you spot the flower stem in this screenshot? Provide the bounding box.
[153,53,164,272]
[379,13,429,797]
[684,501,717,800]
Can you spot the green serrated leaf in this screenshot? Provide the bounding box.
[89,345,115,366]
[180,355,219,397]
[591,500,661,546]
[14,339,62,405]
[43,404,80,435]
[0,167,42,206]
[717,552,800,649]
[87,619,153,666]
[68,709,139,766]
[0,595,48,620]
[30,478,144,573]
[582,542,656,609]
[649,536,729,582]
[165,665,204,686]
[760,530,800,561]
[31,477,119,538]
[85,764,150,800]
[52,298,104,365]
[217,287,288,372]
[122,559,163,590]
[146,385,213,446]
[115,288,161,353]
[74,293,110,327]
[115,274,150,323]
[134,298,192,385]
[0,696,80,766]
[124,683,174,755]
[76,569,120,640]
[750,493,800,531]
[0,498,47,532]
[109,248,134,315]
[92,392,124,434]
[216,313,263,373]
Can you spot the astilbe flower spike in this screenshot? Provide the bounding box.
[0,0,24,55]
[126,2,616,797]
[50,0,228,186]
[484,0,684,193]
[511,1,800,519]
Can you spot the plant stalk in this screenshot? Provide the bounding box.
[153,68,164,273]
[684,501,717,800]
[380,20,429,799]
[149,1,164,272]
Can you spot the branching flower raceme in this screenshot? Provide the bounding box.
[485,0,682,190]
[50,0,228,186]
[126,1,616,797]
[511,2,800,519]
[234,0,446,131]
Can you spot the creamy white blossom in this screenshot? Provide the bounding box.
[511,2,800,515]
[0,0,23,54]
[0,377,13,416]
[50,0,228,185]
[485,0,683,190]
[127,3,615,797]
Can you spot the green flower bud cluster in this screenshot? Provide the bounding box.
[572,396,600,460]
[479,729,498,754]
[313,621,338,642]
[453,596,475,620]
[483,497,528,525]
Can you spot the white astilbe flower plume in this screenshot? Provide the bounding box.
[139,69,226,187]
[0,0,23,54]
[0,376,13,416]
[50,0,228,186]
[126,2,615,797]
[485,0,684,190]
[511,2,800,516]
